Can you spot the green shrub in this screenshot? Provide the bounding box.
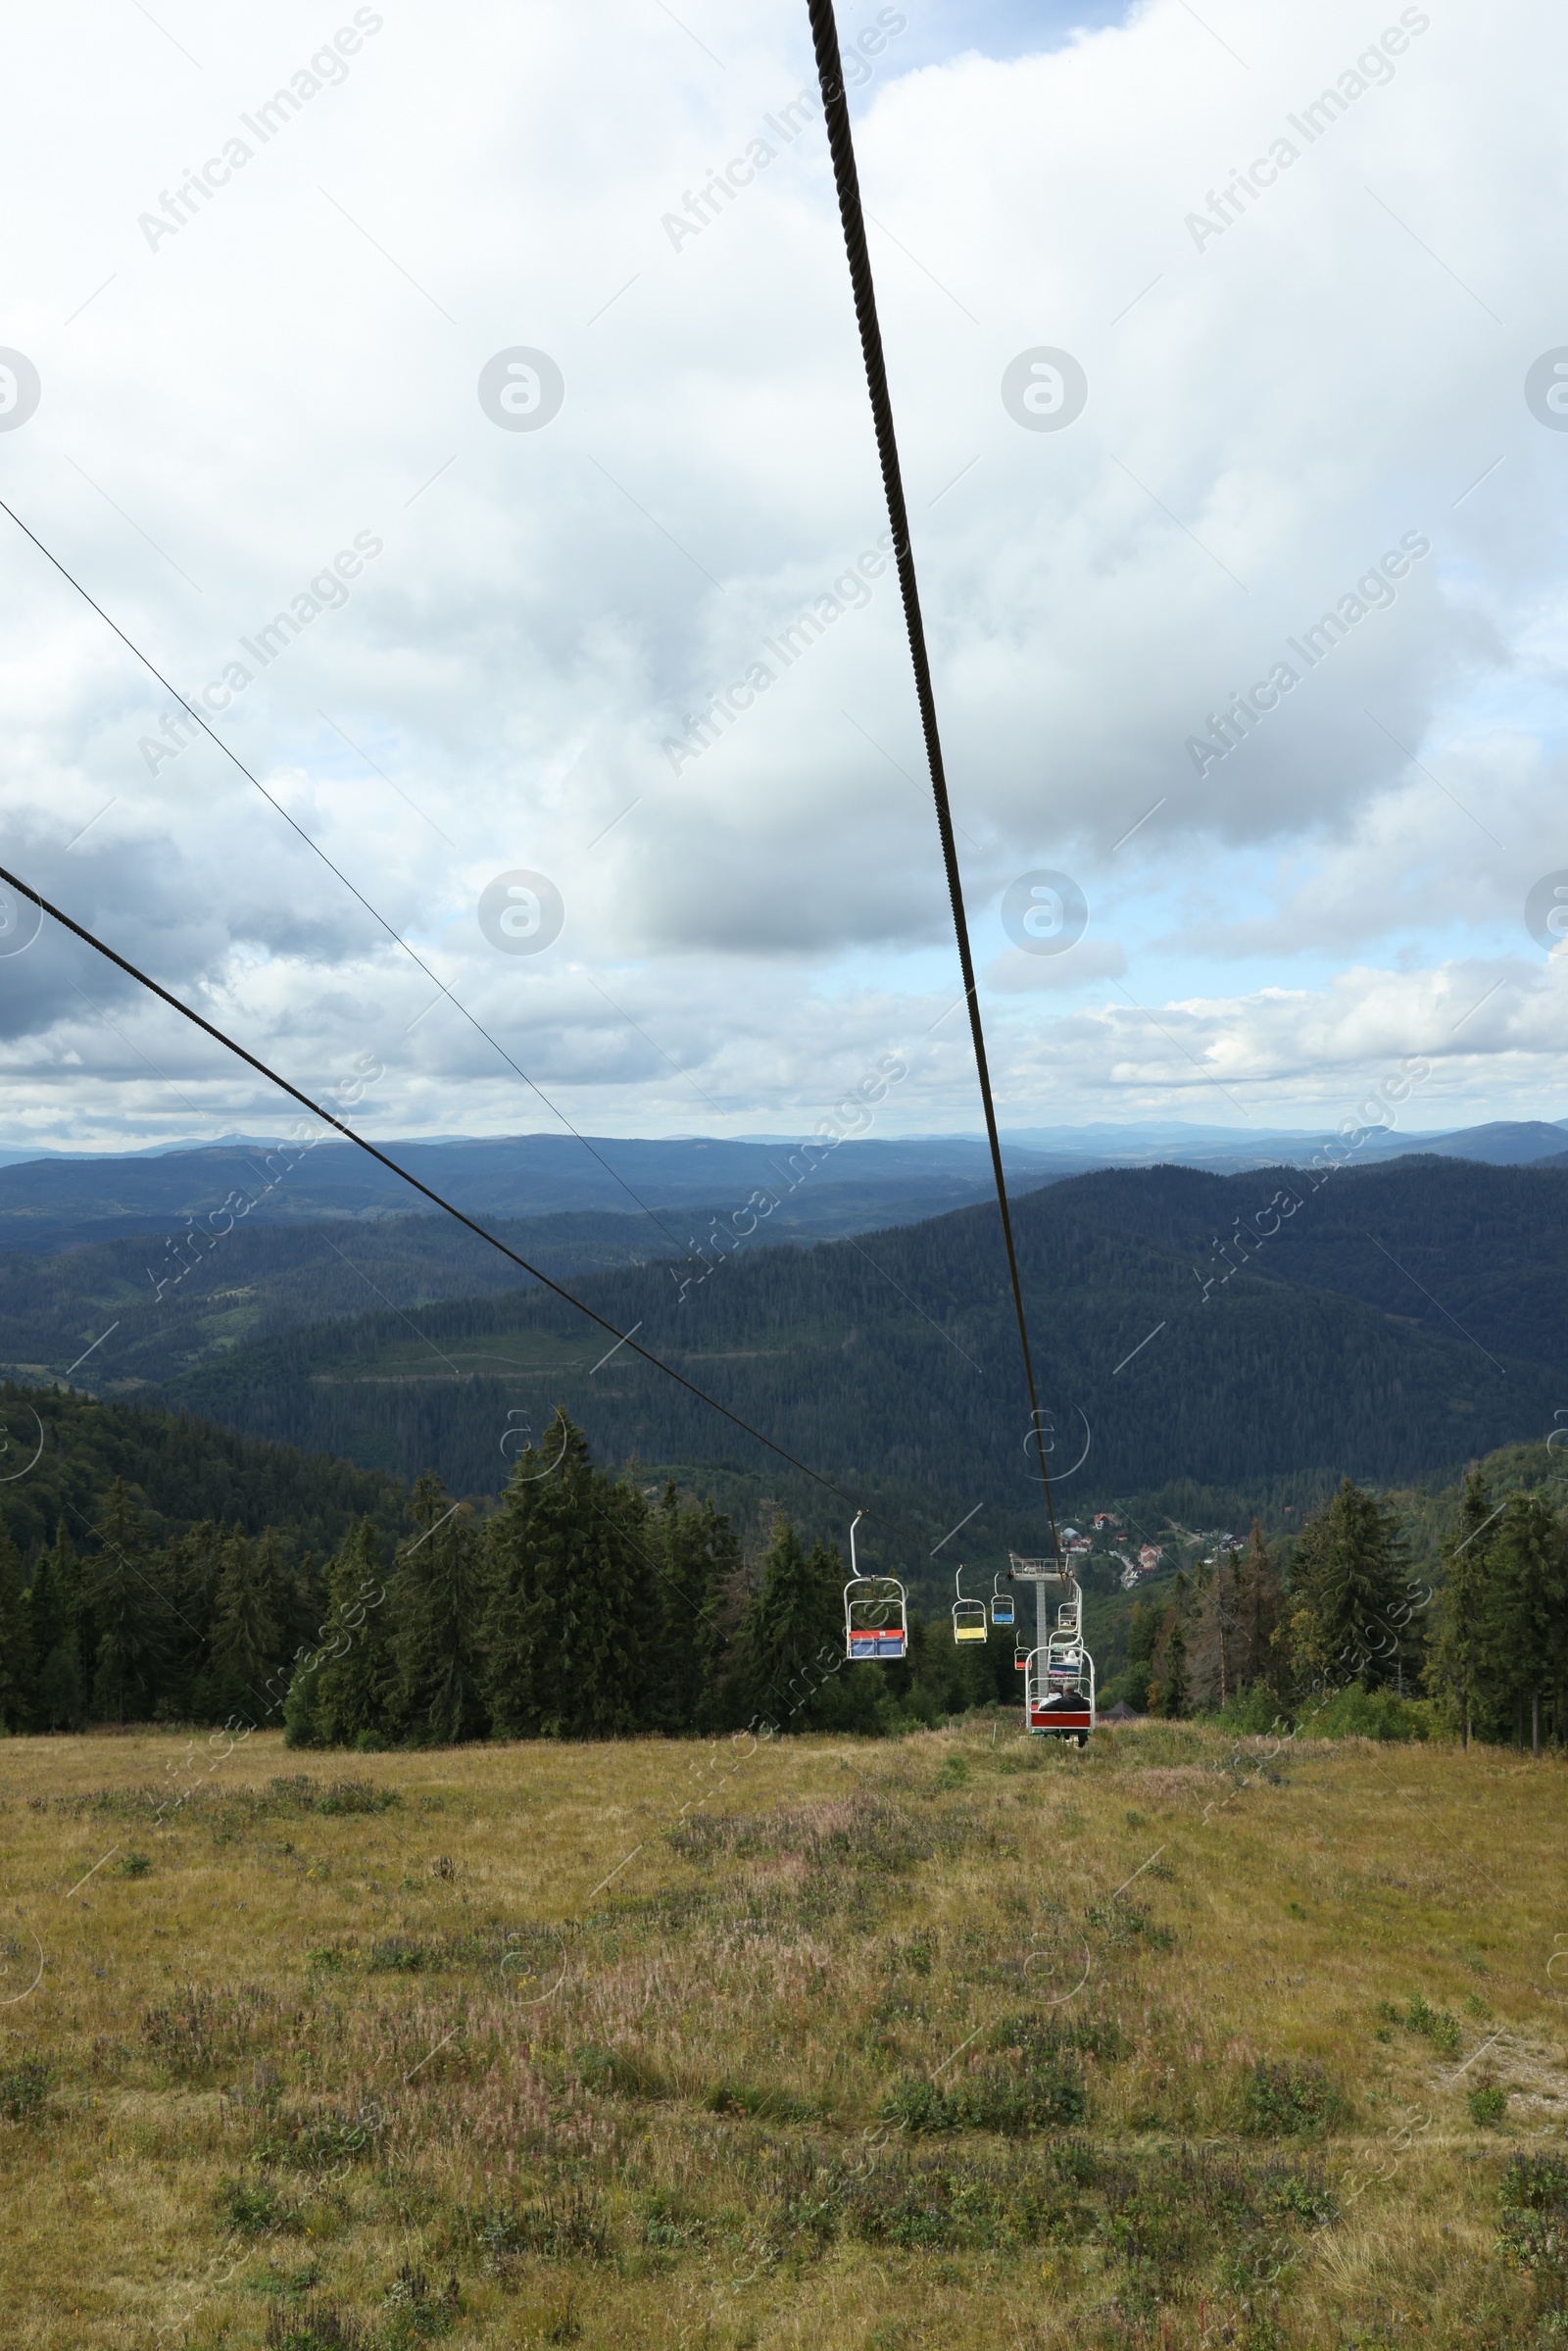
[1468,2083,1508,2129]
[1309,1687,1431,1742]
[1098,2183,1197,2281]
[1243,2059,1348,2136]
[1263,2168,1338,2224]
[215,2175,293,2235]
[464,2187,610,2266]
[1400,1992,1463,2058]
[0,2058,54,2122]
[381,2265,458,2342]
[880,2054,1088,2134]
[367,1938,426,1974]
[1213,1685,1287,1736]
[1498,2153,1568,2276]
[254,2104,384,2170]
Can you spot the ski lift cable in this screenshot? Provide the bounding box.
[0,859,902,1533]
[0,496,694,1263]
[804,0,1062,1565]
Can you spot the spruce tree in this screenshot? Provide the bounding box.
[1484,1494,1568,1760]
[1234,1520,1285,1691]
[735,1519,844,1731]
[203,1529,280,1726]
[58,1524,98,1703]
[1426,1469,1495,1745]
[24,1545,79,1731]
[649,1482,742,1733]
[89,1479,170,1723]
[1148,1573,1189,1716]
[291,1519,393,1748]
[163,1521,227,1722]
[32,1525,83,1731]
[483,1412,659,1739]
[1287,1477,1409,1691]
[0,1528,35,1734]
[1120,1595,1162,1713]
[255,1526,318,1680]
[394,1475,488,1746]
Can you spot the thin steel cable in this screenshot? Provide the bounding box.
[0,496,691,1258]
[0,860,884,1526]
[805,0,1061,1562]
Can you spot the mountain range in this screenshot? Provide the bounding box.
[112,1154,1564,1580]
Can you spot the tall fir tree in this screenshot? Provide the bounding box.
[1426,1469,1495,1746]
[1287,1477,1410,1692]
[0,1527,35,1734]
[89,1479,170,1723]
[165,1522,224,1721]
[1148,1572,1189,1717]
[203,1529,280,1726]
[285,1519,393,1748]
[649,1482,742,1734]
[1119,1594,1163,1713]
[735,1519,846,1731]
[394,1475,488,1745]
[1234,1520,1285,1693]
[25,1542,78,1732]
[255,1526,319,1686]
[1483,1494,1568,1758]
[483,1412,659,1739]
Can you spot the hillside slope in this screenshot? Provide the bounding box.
[0,1382,408,1565]
[153,1157,1566,1520]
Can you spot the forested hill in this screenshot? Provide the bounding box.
[154,1154,1568,1516]
[0,1383,407,1568]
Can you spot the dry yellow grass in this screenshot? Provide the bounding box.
[0,1717,1564,2350]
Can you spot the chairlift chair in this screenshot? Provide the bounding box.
[952,1563,989,1644]
[990,1574,1014,1630]
[1024,1640,1096,1744]
[1009,1551,1097,1743]
[843,1509,907,1662]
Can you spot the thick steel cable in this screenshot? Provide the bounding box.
[805,0,1062,1562]
[0,860,884,1526]
[0,496,691,1258]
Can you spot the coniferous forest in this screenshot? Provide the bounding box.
[1,1382,1565,1750]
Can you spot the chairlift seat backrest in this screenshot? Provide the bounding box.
[843,1516,908,1665]
[951,1564,988,1646]
[1022,1640,1097,1739]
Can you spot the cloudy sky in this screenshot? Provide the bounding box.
[0,0,1564,1153]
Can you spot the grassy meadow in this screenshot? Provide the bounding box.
[1,1718,1565,2350]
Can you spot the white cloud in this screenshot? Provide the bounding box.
[0,0,1565,1147]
